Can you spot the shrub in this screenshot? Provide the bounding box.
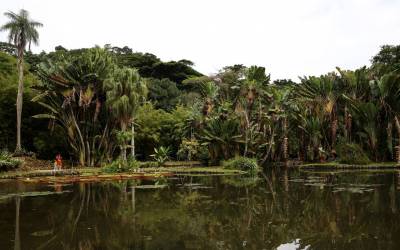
[336,142,371,165]
[197,146,210,165]
[222,156,260,172]
[102,158,140,173]
[151,146,171,166]
[177,138,200,160]
[0,151,22,171]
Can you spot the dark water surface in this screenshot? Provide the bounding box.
[0,169,400,250]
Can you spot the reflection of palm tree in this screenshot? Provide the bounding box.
[14,196,21,250]
[131,185,136,214]
[283,169,289,193]
[397,171,400,190]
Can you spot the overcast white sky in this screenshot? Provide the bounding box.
[1,0,400,81]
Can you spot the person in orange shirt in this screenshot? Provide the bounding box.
[54,153,63,170]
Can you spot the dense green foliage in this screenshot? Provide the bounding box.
[1,31,400,167]
[147,78,181,111]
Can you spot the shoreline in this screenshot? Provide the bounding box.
[0,166,244,180]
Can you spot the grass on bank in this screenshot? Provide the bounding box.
[299,161,400,168]
[140,166,244,174]
[0,162,243,179]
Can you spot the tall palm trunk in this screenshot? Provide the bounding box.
[300,130,306,161]
[131,121,135,159]
[344,106,352,141]
[331,112,338,152]
[394,116,400,163]
[282,116,288,164]
[121,122,127,163]
[387,121,393,160]
[243,111,250,157]
[15,48,24,153]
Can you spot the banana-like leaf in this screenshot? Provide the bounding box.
[37,101,59,114]
[32,114,57,120]
[31,91,48,102]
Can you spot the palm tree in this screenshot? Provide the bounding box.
[199,116,241,162]
[200,81,219,117]
[242,66,270,109]
[34,48,115,166]
[336,67,371,142]
[374,72,400,162]
[297,75,339,155]
[299,115,323,161]
[104,67,147,162]
[1,9,42,153]
[352,102,379,161]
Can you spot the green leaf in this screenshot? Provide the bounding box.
[37,101,59,114]
[32,114,57,120]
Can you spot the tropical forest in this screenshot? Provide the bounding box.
[0,8,400,250]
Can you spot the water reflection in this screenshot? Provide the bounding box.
[14,196,20,250]
[0,170,399,249]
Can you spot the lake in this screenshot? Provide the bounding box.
[0,169,399,249]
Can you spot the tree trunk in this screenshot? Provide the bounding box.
[394,116,400,163]
[282,116,288,164]
[131,121,135,159]
[70,106,86,166]
[260,126,275,165]
[331,113,338,151]
[121,122,127,163]
[300,130,306,161]
[15,49,24,153]
[387,121,393,159]
[345,108,352,142]
[243,111,250,157]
